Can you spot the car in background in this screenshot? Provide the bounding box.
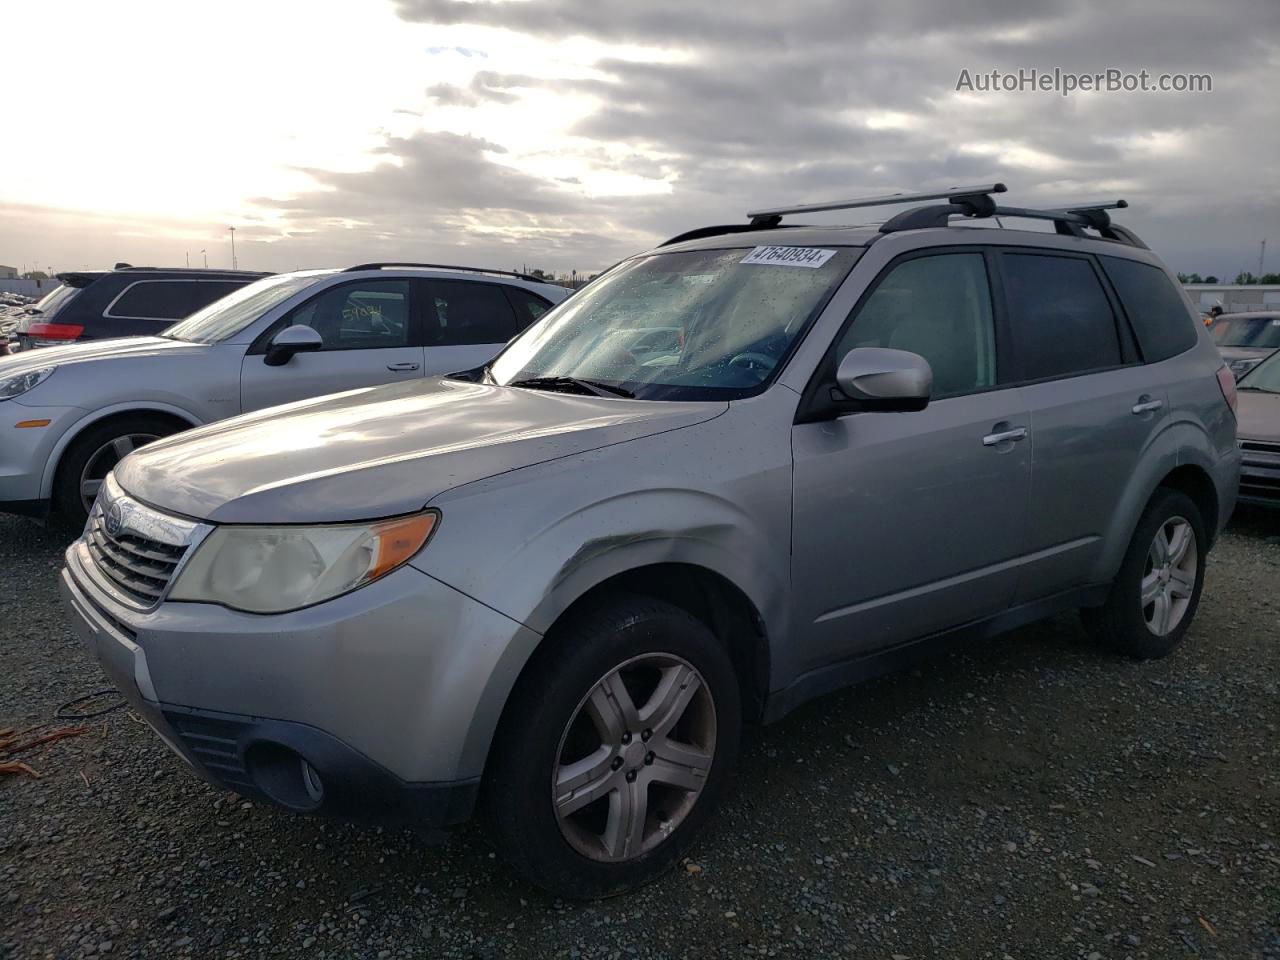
[1235,351,1280,507]
[14,265,269,350]
[0,262,569,523]
[1209,311,1280,379]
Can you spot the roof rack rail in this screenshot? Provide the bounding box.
[662,184,1145,251]
[113,265,269,274]
[344,262,548,283]
[746,183,1007,226]
[880,196,1146,247]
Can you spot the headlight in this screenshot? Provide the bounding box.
[1229,358,1262,378]
[169,511,438,613]
[0,366,56,401]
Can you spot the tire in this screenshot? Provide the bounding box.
[485,594,742,899]
[52,415,180,527]
[1081,488,1207,659]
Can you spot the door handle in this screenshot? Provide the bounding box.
[386,362,421,372]
[982,426,1028,447]
[1131,398,1163,415]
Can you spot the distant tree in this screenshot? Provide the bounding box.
[1204,275,1219,284]
[1234,271,1259,285]
[1178,272,1204,284]
[1261,273,1280,284]
[21,270,49,281]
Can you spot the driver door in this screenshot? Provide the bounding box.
[240,279,425,413]
[790,250,1031,674]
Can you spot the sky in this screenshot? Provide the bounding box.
[2,0,1277,280]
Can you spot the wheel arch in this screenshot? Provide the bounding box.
[42,402,202,502]
[472,561,771,788]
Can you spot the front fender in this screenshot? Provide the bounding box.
[39,400,204,499]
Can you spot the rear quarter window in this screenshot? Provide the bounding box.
[1100,257,1198,362]
[106,280,248,320]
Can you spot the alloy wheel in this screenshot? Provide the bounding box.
[79,433,159,514]
[1141,515,1197,637]
[552,653,717,862]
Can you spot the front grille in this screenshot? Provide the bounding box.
[85,510,189,605]
[1241,439,1280,455]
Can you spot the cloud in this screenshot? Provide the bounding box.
[239,0,1278,278]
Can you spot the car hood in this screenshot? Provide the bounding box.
[114,377,726,524]
[1218,346,1275,363]
[0,336,204,376]
[1236,388,1280,443]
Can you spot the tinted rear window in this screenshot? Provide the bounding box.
[1210,316,1280,349]
[1002,253,1122,381]
[424,280,518,346]
[107,280,247,320]
[1100,257,1197,362]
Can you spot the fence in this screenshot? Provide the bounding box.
[0,278,61,299]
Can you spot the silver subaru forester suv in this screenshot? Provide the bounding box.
[60,185,1241,898]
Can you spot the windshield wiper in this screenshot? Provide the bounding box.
[508,375,635,399]
[1238,385,1278,393]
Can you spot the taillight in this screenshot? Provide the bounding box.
[1215,365,1237,416]
[26,322,85,340]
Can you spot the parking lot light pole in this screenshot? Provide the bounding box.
[229,226,238,270]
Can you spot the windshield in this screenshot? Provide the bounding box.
[488,246,860,400]
[1239,350,1280,392]
[31,284,80,319]
[1210,316,1280,348]
[163,273,320,343]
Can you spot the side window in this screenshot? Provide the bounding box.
[503,286,553,332]
[108,280,240,320]
[1002,253,1121,380]
[1100,256,1198,362]
[424,280,517,346]
[837,252,997,398]
[179,280,247,315]
[285,280,411,350]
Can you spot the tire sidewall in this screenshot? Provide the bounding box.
[488,597,741,899]
[1109,489,1207,658]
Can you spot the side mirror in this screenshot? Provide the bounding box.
[264,324,323,367]
[834,347,932,412]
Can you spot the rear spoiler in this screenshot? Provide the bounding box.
[55,271,109,288]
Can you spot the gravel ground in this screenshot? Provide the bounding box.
[2,510,1278,960]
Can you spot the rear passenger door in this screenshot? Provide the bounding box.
[1000,250,1170,603]
[240,279,425,412]
[418,280,534,375]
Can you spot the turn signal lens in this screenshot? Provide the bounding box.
[368,512,438,580]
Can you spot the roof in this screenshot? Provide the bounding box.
[1218,311,1280,319]
[660,224,883,254]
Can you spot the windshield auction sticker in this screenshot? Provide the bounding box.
[740,246,837,268]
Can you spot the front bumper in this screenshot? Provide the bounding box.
[59,536,538,830]
[0,401,79,509]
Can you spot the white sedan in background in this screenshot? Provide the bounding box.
[0,263,569,524]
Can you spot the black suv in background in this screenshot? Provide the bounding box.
[15,265,269,350]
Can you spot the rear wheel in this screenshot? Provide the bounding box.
[1082,488,1206,659]
[52,415,181,526]
[485,595,741,899]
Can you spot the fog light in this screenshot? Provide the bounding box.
[245,742,324,812]
[300,758,324,805]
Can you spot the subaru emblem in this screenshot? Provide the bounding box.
[104,501,125,539]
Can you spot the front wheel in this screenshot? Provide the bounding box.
[485,595,741,899]
[52,415,178,527]
[1082,488,1207,659]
